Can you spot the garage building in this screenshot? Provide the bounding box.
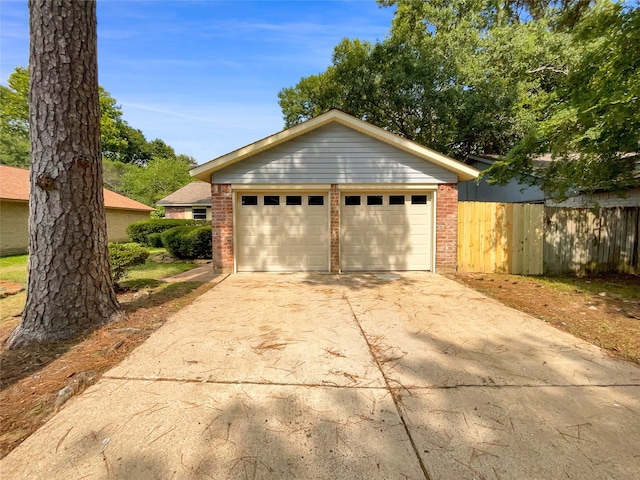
[191,110,478,273]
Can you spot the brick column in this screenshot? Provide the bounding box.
[330,184,340,272]
[435,183,458,272]
[211,183,234,273]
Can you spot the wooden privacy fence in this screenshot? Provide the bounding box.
[457,202,639,275]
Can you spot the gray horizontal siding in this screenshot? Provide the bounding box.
[213,123,458,184]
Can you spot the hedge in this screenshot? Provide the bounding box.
[126,218,206,245]
[161,225,212,259]
[108,243,149,284]
[147,232,164,248]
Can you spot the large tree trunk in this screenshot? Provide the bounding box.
[7,0,119,348]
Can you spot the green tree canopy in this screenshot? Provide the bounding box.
[1,66,163,167]
[488,1,640,199]
[279,0,639,200]
[1,66,198,206]
[121,154,197,206]
[0,67,30,167]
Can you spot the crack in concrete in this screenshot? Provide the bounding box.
[101,375,389,389]
[101,376,640,389]
[406,383,640,389]
[342,293,434,480]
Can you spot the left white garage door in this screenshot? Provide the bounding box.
[236,192,329,272]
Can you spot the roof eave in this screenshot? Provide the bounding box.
[190,109,479,182]
[190,112,338,181]
[156,202,210,207]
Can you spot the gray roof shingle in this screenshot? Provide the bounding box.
[156,181,212,206]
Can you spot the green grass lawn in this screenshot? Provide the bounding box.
[0,255,29,284]
[119,258,196,289]
[0,248,198,322]
[0,249,195,285]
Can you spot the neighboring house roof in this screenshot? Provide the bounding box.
[156,181,212,206]
[0,164,154,211]
[191,109,479,182]
[465,154,544,174]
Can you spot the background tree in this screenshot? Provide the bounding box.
[122,154,197,206]
[8,0,119,348]
[279,0,567,159]
[488,1,640,199]
[279,0,638,199]
[0,67,30,167]
[1,67,134,167]
[1,65,197,206]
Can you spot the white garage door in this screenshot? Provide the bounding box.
[236,192,329,272]
[341,192,433,271]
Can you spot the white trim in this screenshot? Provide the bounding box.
[327,194,332,273]
[431,190,437,273]
[191,110,479,182]
[232,191,238,274]
[338,184,438,191]
[232,184,331,191]
[160,203,211,208]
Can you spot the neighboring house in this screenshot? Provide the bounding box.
[0,164,154,256]
[546,187,640,208]
[458,154,545,204]
[547,165,640,207]
[460,154,640,207]
[156,181,212,220]
[191,109,478,273]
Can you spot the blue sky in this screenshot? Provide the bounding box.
[1,0,394,164]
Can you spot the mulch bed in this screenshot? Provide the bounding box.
[0,282,213,459]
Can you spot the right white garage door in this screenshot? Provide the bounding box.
[340,192,433,271]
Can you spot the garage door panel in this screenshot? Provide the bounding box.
[307,236,328,247]
[385,215,410,226]
[237,193,329,272]
[386,233,412,243]
[306,254,328,267]
[341,192,433,271]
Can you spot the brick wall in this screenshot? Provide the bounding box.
[330,184,340,272]
[435,183,458,271]
[164,206,190,219]
[211,184,234,272]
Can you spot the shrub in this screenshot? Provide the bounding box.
[109,243,149,284]
[161,225,212,259]
[126,218,205,245]
[147,232,164,248]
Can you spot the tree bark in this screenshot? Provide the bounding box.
[7,0,119,348]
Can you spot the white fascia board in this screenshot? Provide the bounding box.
[232,184,331,191]
[337,184,439,191]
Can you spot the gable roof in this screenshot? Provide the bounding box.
[191,109,479,182]
[156,181,212,206]
[0,164,154,211]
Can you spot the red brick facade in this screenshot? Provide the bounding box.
[211,184,234,273]
[435,183,458,271]
[164,206,190,219]
[330,185,340,272]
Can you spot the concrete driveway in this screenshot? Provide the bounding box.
[2,273,639,479]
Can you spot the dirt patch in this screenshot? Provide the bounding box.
[450,272,640,365]
[0,281,214,459]
[0,281,24,299]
